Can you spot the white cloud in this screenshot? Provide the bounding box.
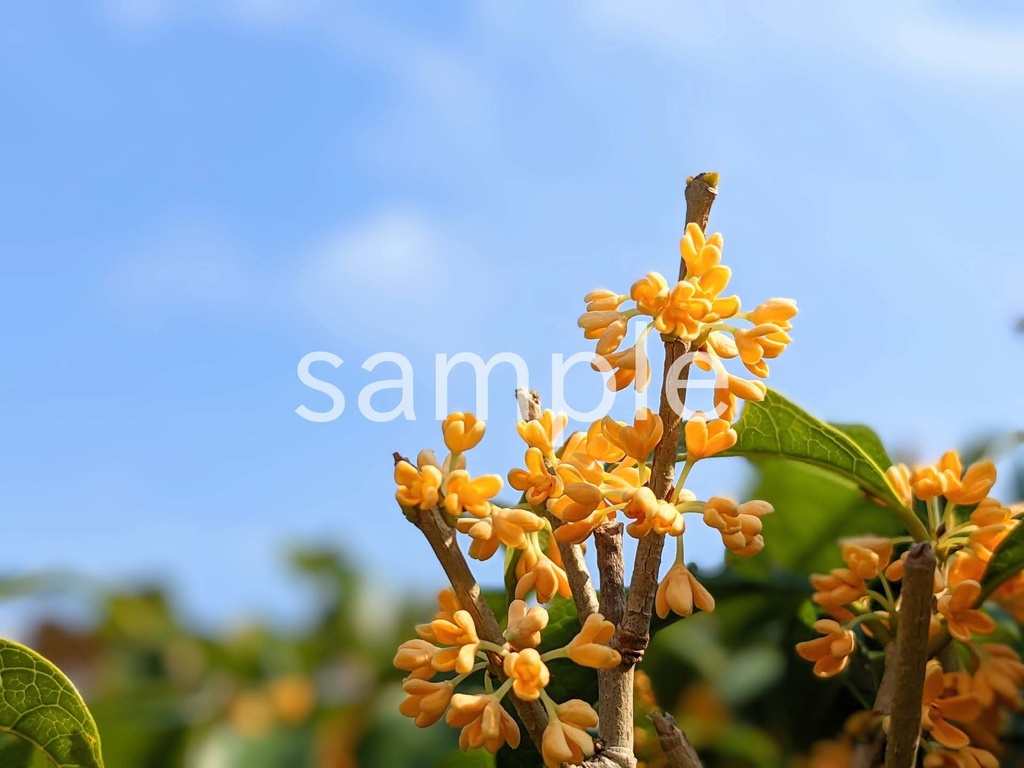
[571,0,1024,89]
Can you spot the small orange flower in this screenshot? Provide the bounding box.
[921,661,983,749]
[547,480,603,524]
[839,536,893,580]
[584,288,626,312]
[442,412,485,453]
[541,700,599,768]
[517,410,568,456]
[749,297,798,330]
[446,694,521,754]
[684,414,737,460]
[394,639,440,681]
[653,279,710,340]
[886,464,914,507]
[395,457,444,511]
[795,619,856,678]
[430,610,481,674]
[621,486,662,538]
[972,643,1024,709]
[594,343,652,392]
[810,568,868,610]
[503,648,551,701]
[515,548,571,604]
[456,507,545,561]
[444,470,503,517]
[509,447,563,505]
[577,309,627,340]
[631,272,669,316]
[923,746,998,768]
[910,451,996,505]
[399,679,454,727]
[703,497,772,556]
[655,563,715,619]
[734,323,790,378]
[504,600,549,650]
[937,580,996,643]
[680,222,723,278]
[600,407,664,460]
[566,613,621,669]
[945,455,997,506]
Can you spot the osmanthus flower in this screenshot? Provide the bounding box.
[921,661,984,749]
[504,599,548,650]
[399,679,454,727]
[430,610,481,674]
[446,694,521,754]
[923,746,999,768]
[442,412,486,453]
[839,536,893,581]
[507,447,563,505]
[656,563,715,619]
[456,507,547,561]
[394,454,444,511]
[579,221,795,393]
[937,580,997,643]
[733,323,791,379]
[906,451,997,506]
[515,545,571,604]
[971,643,1024,710]
[809,569,866,619]
[631,272,669,316]
[795,619,857,678]
[504,648,551,701]
[394,639,443,682]
[443,470,504,517]
[541,699,600,768]
[517,409,569,458]
[415,589,463,640]
[396,599,622,762]
[684,413,738,460]
[600,408,664,461]
[702,497,773,557]
[564,614,622,669]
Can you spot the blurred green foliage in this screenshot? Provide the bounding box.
[1,449,1021,767]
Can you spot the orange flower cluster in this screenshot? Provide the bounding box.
[797,449,1024,763]
[577,221,796,422]
[394,592,620,765]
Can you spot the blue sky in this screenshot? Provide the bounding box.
[1,1,1023,633]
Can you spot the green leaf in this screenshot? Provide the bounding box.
[981,523,1024,602]
[705,389,927,541]
[730,458,907,579]
[0,638,104,768]
[829,423,893,471]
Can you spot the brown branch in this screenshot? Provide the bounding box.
[400,462,548,751]
[884,542,936,768]
[592,522,632,765]
[618,172,719,664]
[650,711,703,768]
[851,643,896,768]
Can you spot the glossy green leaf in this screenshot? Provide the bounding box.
[698,389,927,541]
[980,523,1024,602]
[0,638,103,768]
[729,458,906,579]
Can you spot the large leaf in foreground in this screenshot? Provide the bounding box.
[0,639,103,768]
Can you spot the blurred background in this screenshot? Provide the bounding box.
[1,1,1023,765]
